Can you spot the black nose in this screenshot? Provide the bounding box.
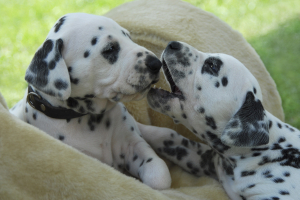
[168,41,182,51]
[145,55,162,73]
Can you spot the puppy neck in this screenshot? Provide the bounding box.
[29,85,117,116]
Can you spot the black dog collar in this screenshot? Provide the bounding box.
[26,86,86,119]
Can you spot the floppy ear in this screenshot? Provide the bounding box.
[25,38,71,100]
[221,92,269,147]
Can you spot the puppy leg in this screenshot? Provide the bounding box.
[138,123,218,179]
[112,125,171,190]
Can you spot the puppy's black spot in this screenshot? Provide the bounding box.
[66,118,71,123]
[284,172,290,177]
[251,147,269,151]
[146,158,153,163]
[126,33,131,40]
[25,107,28,113]
[84,99,94,111]
[182,113,187,119]
[133,155,138,161]
[241,170,256,177]
[206,131,230,153]
[91,37,97,45]
[163,146,188,160]
[277,123,282,129]
[271,143,283,150]
[269,120,273,129]
[163,105,170,111]
[105,119,111,129]
[137,52,143,57]
[186,162,193,169]
[79,106,85,113]
[201,57,223,77]
[181,138,189,147]
[121,30,126,36]
[70,76,79,84]
[84,50,90,58]
[200,149,216,175]
[125,164,130,171]
[240,195,246,200]
[279,190,289,195]
[252,152,261,157]
[68,66,72,72]
[101,41,120,64]
[263,170,272,178]
[198,107,205,113]
[278,137,286,143]
[205,116,217,130]
[48,60,56,70]
[58,135,65,141]
[215,82,220,88]
[222,77,228,86]
[271,197,280,200]
[253,87,257,94]
[67,98,78,108]
[99,26,103,30]
[180,104,184,110]
[54,16,66,33]
[85,94,95,98]
[139,160,144,167]
[33,113,37,120]
[163,140,174,147]
[120,154,125,159]
[54,79,68,90]
[197,86,202,91]
[131,126,134,131]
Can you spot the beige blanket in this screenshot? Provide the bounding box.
[0,0,284,199]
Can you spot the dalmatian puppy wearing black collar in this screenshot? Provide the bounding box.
[144,41,300,199]
[10,13,180,189]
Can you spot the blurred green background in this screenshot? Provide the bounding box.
[0,0,299,128]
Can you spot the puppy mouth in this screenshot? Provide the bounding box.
[110,81,154,102]
[161,58,183,97]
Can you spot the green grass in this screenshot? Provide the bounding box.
[1,0,300,128]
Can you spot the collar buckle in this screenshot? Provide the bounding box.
[27,92,42,109]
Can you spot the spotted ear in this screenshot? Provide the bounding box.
[220,92,269,147]
[25,38,71,100]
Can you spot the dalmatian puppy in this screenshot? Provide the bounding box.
[144,41,300,199]
[10,13,182,190]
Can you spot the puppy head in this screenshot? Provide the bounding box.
[147,41,269,148]
[25,13,161,102]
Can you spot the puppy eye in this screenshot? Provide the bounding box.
[103,43,115,53]
[201,57,223,76]
[210,64,218,72]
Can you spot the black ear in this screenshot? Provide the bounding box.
[25,38,71,100]
[221,92,269,147]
